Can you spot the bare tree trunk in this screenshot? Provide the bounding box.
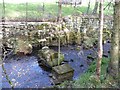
[1,0,14,88]
[57,0,62,22]
[103,0,113,10]
[24,2,28,40]
[96,0,104,79]
[92,0,99,14]
[74,2,77,8]
[2,0,5,41]
[42,2,45,15]
[86,0,90,14]
[57,0,62,65]
[25,2,28,27]
[2,47,14,88]
[108,0,120,79]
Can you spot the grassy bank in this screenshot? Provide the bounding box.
[0,2,113,20]
[57,57,119,88]
[0,3,84,19]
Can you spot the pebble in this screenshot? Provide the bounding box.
[70,59,74,62]
[80,64,84,67]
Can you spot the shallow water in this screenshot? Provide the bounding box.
[2,43,110,88]
[2,56,52,88]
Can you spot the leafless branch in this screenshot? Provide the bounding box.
[2,44,14,89]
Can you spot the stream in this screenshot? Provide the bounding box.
[2,43,110,88]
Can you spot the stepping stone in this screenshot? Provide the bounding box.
[52,64,74,84]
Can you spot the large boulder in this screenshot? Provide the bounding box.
[68,31,77,45]
[38,46,64,67]
[83,27,98,49]
[14,38,32,55]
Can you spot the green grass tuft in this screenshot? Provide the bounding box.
[58,57,119,88]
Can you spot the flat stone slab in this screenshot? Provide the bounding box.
[52,64,74,84]
[52,64,74,75]
[52,64,74,85]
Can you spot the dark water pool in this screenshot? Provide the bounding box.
[2,43,110,88]
[2,56,52,88]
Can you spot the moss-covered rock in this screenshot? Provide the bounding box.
[76,30,81,45]
[35,23,49,30]
[68,31,77,45]
[38,46,64,67]
[52,64,74,84]
[82,27,98,49]
[14,37,32,55]
[76,46,81,51]
[84,37,97,48]
[103,28,111,43]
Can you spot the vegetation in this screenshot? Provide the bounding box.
[96,0,104,79]
[108,0,119,79]
[58,58,119,88]
[0,2,113,20]
[1,0,119,89]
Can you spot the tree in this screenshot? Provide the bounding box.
[25,2,29,41]
[96,0,104,79]
[2,0,5,41]
[57,0,62,22]
[2,48,14,88]
[104,0,113,10]
[108,0,120,79]
[86,0,91,14]
[42,2,45,15]
[1,0,14,88]
[57,0,62,65]
[92,0,99,14]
